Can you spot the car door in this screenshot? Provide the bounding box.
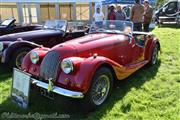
[162,1,178,22]
[165,2,178,15]
[114,36,134,65]
[13,26,31,33]
[113,36,144,79]
[31,31,64,48]
[131,36,145,63]
[47,32,64,47]
[7,25,23,34]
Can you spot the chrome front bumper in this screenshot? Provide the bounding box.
[31,78,84,99]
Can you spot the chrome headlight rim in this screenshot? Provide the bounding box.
[61,58,74,74]
[0,42,4,51]
[30,51,39,64]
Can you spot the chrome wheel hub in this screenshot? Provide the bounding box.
[91,75,110,105]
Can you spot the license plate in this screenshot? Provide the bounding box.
[11,68,31,108]
[38,87,55,100]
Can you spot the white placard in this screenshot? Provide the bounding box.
[11,68,31,108]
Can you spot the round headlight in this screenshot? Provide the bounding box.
[61,58,74,74]
[0,42,4,51]
[30,51,39,64]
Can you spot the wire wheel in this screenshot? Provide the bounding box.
[15,51,28,68]
[11,47,31,68]
[152,45,158,65]
[91,74,111,105]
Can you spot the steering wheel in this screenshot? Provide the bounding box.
[97,28,106,32]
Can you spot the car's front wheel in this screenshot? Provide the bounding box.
[83,67,114,111]
[11,47,31,68]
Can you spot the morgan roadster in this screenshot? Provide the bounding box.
[14,20,160,110]
[0,20,87,68]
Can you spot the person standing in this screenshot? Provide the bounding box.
[93,7,104,22]
[108,5,116,20]
[116,5,126,20]
[130,0,144,31]
[123,6,131,21]
[143,0,153,32]
[93,7,104,28]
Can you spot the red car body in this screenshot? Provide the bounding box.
[15,20,160,110]
[21,32,160,94]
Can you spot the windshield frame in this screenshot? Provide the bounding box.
[89,20,133,35]
[67,22,88,32]
[0,19,15,26]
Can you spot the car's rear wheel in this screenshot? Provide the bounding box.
[150,44,159,65]
[83,67,113,111]
[11,47,31,68]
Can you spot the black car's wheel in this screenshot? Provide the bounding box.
[83,67,114,111]
[150,44,159,65]
[11,47,31,68]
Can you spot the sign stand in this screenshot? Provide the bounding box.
[11,68,31,109]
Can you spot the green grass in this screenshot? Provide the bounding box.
[0,27,180,120]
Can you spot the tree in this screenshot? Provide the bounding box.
[156,0,168,7]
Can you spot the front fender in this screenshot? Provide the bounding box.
[21,47,50,76]
[57,56,124,93]
[2,41,40,63]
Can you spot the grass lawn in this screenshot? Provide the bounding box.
[0,26,180,120]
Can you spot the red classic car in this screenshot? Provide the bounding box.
[13,20,160,110]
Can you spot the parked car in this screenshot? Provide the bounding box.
[155,0,180,24]
[0,18,41,36]
[0,20,87,68]
[15,20,160,110]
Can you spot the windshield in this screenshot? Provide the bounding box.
[1,19,14,26]
[89,20,133,35]
[43,20,67,32]
[67,22,87,32]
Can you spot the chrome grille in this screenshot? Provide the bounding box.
[40,51,60,81]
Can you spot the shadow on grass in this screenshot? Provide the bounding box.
[157,24,180,28]
[86,60,161,119]
[0,60,161,120]
[149,27,155,32]
[0,64,12,81]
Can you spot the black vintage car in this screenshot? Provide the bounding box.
[155,0,180,25]
[0,20,87,68]
[0,18,41,36]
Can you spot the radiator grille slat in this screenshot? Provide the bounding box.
[40,51,60,81]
